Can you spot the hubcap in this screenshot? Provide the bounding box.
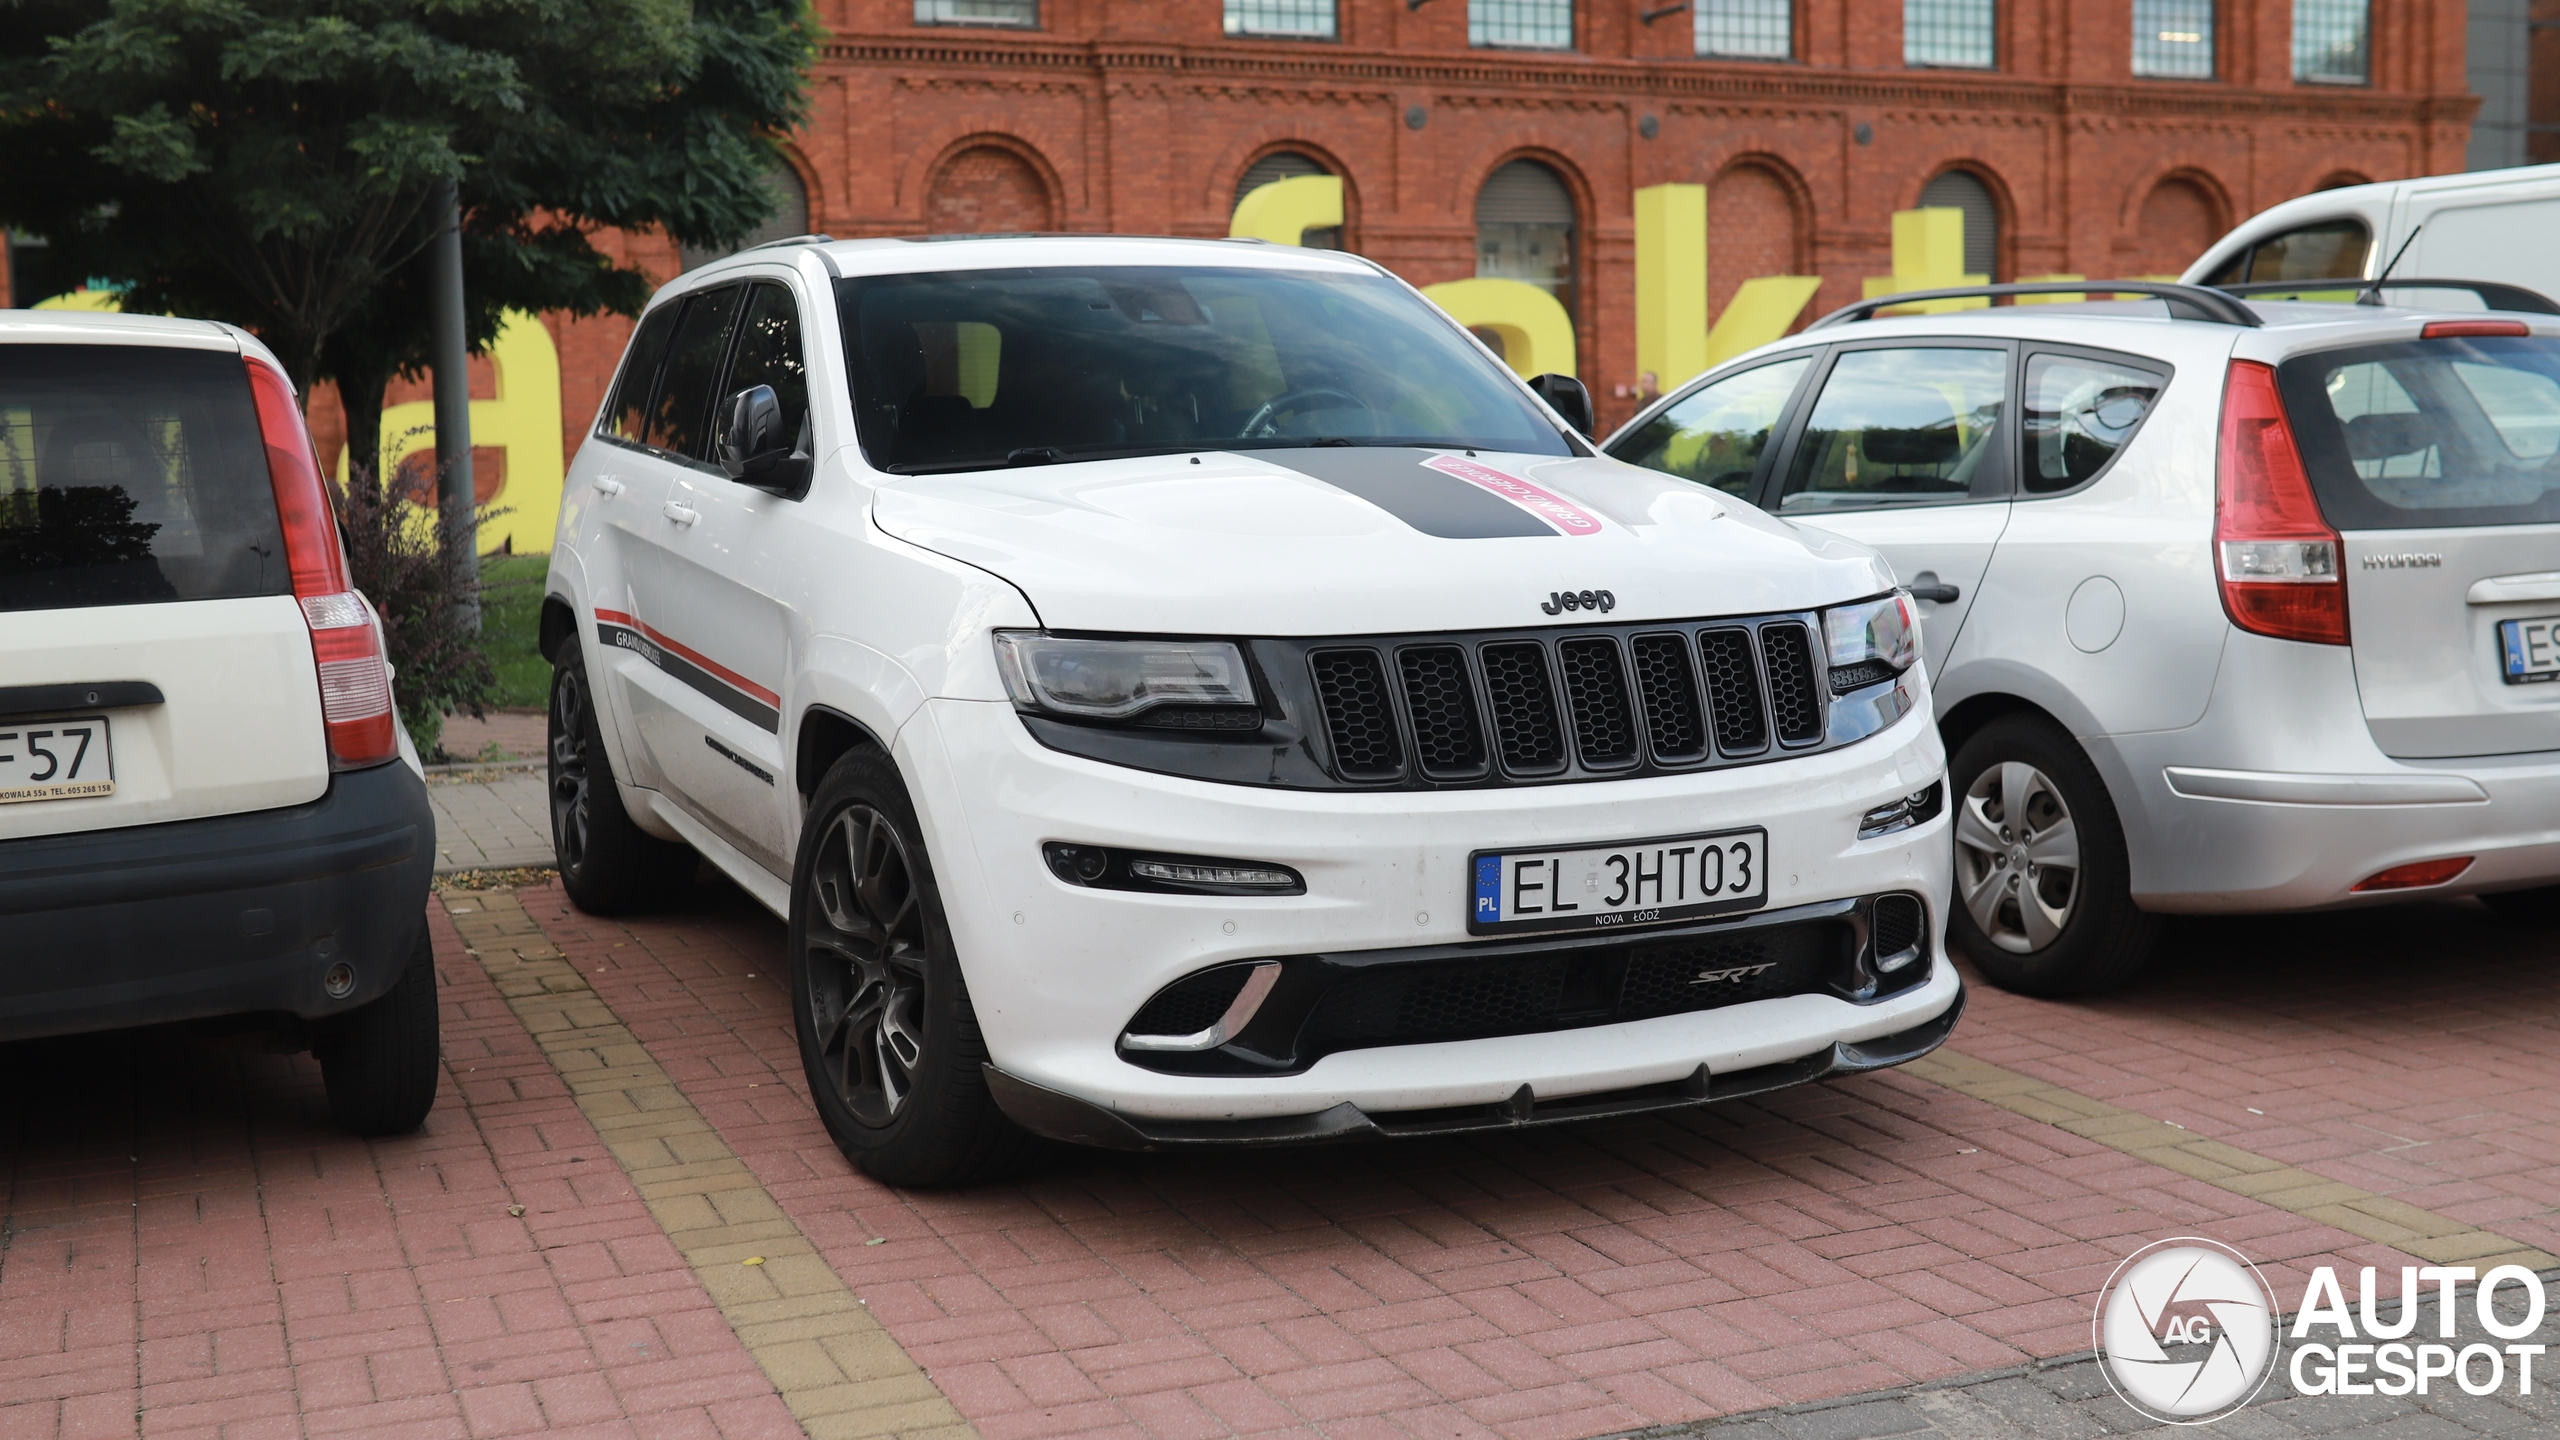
[1955,761,2081,953]
[804,805,929,1128]
[549,669,591,873]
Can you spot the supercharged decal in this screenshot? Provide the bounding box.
[1419,454,1604,537]
[594,608,781,733]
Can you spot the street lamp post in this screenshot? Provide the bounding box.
[429,176,479,631]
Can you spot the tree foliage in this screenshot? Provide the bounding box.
[0,0,816,460]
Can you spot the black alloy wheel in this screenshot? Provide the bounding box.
[550,662,595,874]
[788,748,1047,1185]
[805,803,931,1127]
[1945,713,2158,997]
[547,644,697,914]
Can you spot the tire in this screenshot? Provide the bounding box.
[315,918,441,1135]
[2480,885,2560,924]
[1946,713,2158,997]
[549,643,696,915]
[789,748,1048,1186]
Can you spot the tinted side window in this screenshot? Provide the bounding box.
[0,345,289,613]
[1778,348,2009,513]
[603,304,684,446]
[2210,219,2371,285]
[2021,353,2166,494]
[719,283,810,454]
[645,285,744,461]
[1606,357,1810,498]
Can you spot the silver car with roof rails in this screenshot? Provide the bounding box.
[1606,277,2560,995]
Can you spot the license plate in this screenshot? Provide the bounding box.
[0,715,114,804]
[2500,617,2560,684]
[1470,827,1768,936]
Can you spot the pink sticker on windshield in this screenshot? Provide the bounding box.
[1420,454,1605,536]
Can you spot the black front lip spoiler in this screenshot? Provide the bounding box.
[985,978,1965,1151]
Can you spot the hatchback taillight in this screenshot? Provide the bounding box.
[2214,360,2348,646]
[245,358,399,769]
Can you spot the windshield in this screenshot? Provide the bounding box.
[835,265,1571,473]
[2279,335,2560,529]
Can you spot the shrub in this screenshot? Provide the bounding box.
[332,456,506,760]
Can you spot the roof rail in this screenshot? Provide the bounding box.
[741,233,834,252]
[1809,280,2262,330]
[2211,277,2560,315]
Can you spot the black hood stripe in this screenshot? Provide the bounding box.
[1254,448,1560,539]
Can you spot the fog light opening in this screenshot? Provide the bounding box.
[2351,856,2475,893]
[322,962,358,999]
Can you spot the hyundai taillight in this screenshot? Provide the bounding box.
[2214,360,2348,646]
[245,357,399,769]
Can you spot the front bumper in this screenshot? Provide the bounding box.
[900,693,1955,1123]
[0,761,434,1042]
[987,979,1966,1149]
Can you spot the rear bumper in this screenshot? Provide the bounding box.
[984,979,1965,1150]
[0,762,434,1042]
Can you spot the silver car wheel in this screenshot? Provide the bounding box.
[1955,761,2081,954]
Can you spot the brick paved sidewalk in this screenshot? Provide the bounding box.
[429,770,555,874]
[5,869,2555,1440]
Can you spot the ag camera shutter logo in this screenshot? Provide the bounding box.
[2095,1238,2282,1424]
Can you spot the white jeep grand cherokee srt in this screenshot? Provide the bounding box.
[541,235,1959,1184]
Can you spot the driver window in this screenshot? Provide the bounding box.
[2206,219,2371,286]
[1779,348,2008,513]
[717,283,811,457]
[1605,357,1810,498]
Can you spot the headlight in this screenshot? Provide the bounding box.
[993,632,1257,720]
[1821,592,1921,691]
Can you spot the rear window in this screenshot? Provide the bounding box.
[0,344,289,612]
[2280,335,2560,529]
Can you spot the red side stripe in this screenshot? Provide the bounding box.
[593,607,783,708]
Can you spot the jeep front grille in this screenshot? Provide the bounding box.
[1292,612,1834,789]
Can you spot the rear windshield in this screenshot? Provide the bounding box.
[2280,335,2560,530]
[0,344,289,612]
[836,266,1571,473]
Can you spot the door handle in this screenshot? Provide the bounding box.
[591,475,625,497]
[661,502,699,527]
[1908,583,1961,604]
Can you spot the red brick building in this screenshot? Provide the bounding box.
[283,0,2501,478]
[754,0,2478,430]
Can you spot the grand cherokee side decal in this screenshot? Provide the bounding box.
[593,608,781,733]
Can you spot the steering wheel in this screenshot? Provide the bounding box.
[1237,387,1373,440]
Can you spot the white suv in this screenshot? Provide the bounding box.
[0,310,438,1133]
[541,235,1960,1184]
[1608,280,2560,996]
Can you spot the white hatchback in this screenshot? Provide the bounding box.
[542,235,1960,1185]
[0,310,438,1133]
[1608,279,2560,995]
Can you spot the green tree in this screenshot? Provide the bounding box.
[0,0,817,467]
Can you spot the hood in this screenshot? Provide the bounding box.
[870,446,1895,635]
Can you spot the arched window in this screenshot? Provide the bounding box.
[681,160,812,272]
[1232,152,1340,249]
[1918,170,1999,280]
[1475,161,1576,321]
[924,146,1054,234]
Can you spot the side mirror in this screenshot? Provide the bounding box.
[1527,373,1594,437]
[718,385,812,498]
